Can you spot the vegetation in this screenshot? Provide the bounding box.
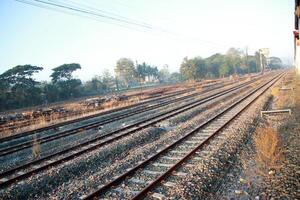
[0,48,283,111]
[180,48,270,80]
[254,127,283,176]
[0,65,43,110]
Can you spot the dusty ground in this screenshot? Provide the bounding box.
[213,71,300,200]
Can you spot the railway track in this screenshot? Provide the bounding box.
[0,76,252,143]
[0,87,194,132]
[0,73,269,188]
[0,81,216,143]
[81,72,284,200]
[0,77,259,157]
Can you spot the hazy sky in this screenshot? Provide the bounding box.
[0,0,294,81]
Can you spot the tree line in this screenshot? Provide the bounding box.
[180,48,282,80]
[0,48,282,111]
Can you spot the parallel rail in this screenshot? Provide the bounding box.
[0,75,265,188]
[1,80,234,143]
[0,77,259,156]
[0,88,193,131]
[81,72,283,200]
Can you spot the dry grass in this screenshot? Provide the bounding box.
[292,73,300,107]
[271,87,280,98]
[271,86,285,108]
[253,127,284,177]
[32,137,41,158]
[0,96,142,139]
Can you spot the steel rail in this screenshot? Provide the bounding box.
[0,76,259,143]
[0,87,195,131]
[0,77,238,143]
[131,72,284,200]
[0,87,195,143]
[0,75,265,188]
[81,72,283,200]
[0,90,201,156]
[0,77,260,156]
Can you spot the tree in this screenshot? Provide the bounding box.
[204,53,224,78]
[101,69,115,92]
[51,63,82,99]
[0,65,43,110]
[41,82,59,103]
[219,63,232,77]
[247,55,260,73]
[83,76,105,95]
[146,65,159,82]
[135,62,159,83]
[83,70,115,95]
[226,48,242,74]
[115,58,136,88]
[158,65,170,83]
[269,57,282,70]
[180,57,196,80]
[180,57,206,80]
[254,51,268,73]
[51,63,81,83]
[136,62,148,83]
[169,72,183,83]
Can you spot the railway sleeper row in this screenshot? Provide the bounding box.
[80,72,283,200]
[0,74,266,157]
[0,73,278,190]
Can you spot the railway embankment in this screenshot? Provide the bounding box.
[205,71,300,200]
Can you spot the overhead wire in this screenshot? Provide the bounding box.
[47,0,154,28]
[15,0,163,36]
[22,0,156,30]
[14,0,232,48]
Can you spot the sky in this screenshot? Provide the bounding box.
[0,0,295,81]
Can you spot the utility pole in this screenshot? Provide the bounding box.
[245,46,249,74]
[259,51,264,75]
[259,48,269,75]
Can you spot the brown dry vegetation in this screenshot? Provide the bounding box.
[32,137,41,159]
[253,127,284,177]
[0,97,142,139]
[251,71,300,198]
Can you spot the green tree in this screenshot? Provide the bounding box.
[180,57,206,80]
[247,55,260,73]
[101,69,115,92]
[269,57,282,69]
[83,76,104,95]
[169,72,183,83]
[204,53,225,78]
[136,62,148,83]
[147,66,159,82]
[41,82,59,103]
[219,63,232,77]
[115,58,136,88]
[226,48,242,74]
[158,65,170,83]
[51,63,82,100]
[136,62,159,83]
[0,65,43,110]
[51,63,81,83]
